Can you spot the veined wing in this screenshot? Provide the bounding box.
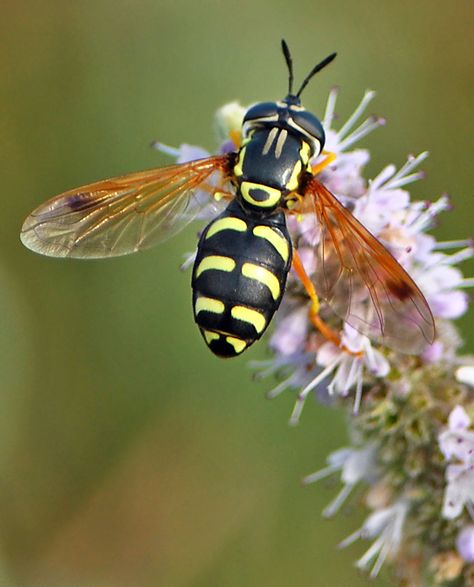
[301,177,435,354]
[21,155,233,258]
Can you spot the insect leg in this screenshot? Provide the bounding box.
[311,150,337,176]
[292,248,361,356]
[195,181,235,202]
[292,248,340,345]
[284,191,304,210]
[229,129,242,150]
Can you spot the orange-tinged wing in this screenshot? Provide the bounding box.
[300,177,435,354]
[21,155,233,258]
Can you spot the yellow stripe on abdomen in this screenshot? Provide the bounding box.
[242,262,281,301]
[195,255,236,277]
[195,296,225,315]
[252,225,290,263]
[206,217,247,239]
[231,305,266,334]
[225,336,247,354]
[203,330,220,344]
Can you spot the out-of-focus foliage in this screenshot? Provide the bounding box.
[0,1,472,585]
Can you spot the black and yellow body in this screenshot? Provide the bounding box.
[192,97,326,357]
[192,199,292,357]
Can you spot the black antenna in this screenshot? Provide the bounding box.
[281,39,294,95]
[296,52,337,98]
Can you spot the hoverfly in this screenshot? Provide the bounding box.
[21,41,435,358]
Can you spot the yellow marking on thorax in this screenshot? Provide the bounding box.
[285,160,302,192]
[225,336,247,354]
[240,181,281,208]
[196,255,236,277]
[262,127,279,155]
[203,330,220,344]
[195,296,225,315]
[242,263,281,301]
[234,146,246,177]
[299,141,312,165]
[252,225,290,263]
[231,306,266,334]
[206,217,247,239]
[275,129,288,159]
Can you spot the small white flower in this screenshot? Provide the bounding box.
[442,463,474,519]
[439,406,474,464]
[214,101,246,143]
[338,500,409,578]
[153,141,210,163]
[303,444,377,517]
[456,366,474,387]
[439,406,474,519]
[289,325,389,424]
[318,330,389,409]
[250,351,316,401]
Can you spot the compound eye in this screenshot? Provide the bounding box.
[291,111,326,149]
[243,102,279,124]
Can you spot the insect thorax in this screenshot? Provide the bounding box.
[233,126,313,211]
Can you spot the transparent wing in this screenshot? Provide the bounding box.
[21,155,233,258]
[300,177,435,354]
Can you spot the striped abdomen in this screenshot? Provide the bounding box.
[192,199,292,357]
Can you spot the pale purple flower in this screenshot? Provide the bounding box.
[269,305,309,357]
[314,325,389,413]
[250,351,315,401]
[421,339,444,363]
[351,152,426,237]
[303,444,377,517]
[442,463,474,519]
[419,264,469,319]
[457,525,474,563]
[439,406,474,464]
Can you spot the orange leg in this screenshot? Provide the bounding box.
[292,249,362,356]
[229,129,242,150]
[292,249,341,346]
[311,150,337,176]
[211,189,234,202]
[197,181,234,202]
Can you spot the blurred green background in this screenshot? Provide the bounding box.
[1,1,473,585]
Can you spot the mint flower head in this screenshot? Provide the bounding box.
[158,92,474,586]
